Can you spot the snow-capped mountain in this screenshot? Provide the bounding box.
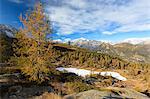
[54,37,150,45]
[52,39,62,43]
[71,38,103,49]
[53,38,110,50]
[120,37,150,45]
[71,37,113,45]
[54,37,150,63]
[0,24,17,38]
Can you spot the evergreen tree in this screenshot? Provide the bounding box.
[11,2,52,83]
[0,31,14,63]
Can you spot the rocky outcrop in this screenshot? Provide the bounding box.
[63,87,150,99]
[1,84,53,99]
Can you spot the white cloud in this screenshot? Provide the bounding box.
[65,0,87,9]
[103,23,150,35]
[45,0,150,35]
[102,31,115,35]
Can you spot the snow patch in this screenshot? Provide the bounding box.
[56,67,127,81]
[100,71,127,81]
[5,31,14,37]
[56,67,99,77]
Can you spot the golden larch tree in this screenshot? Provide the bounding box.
[12,2,52,83]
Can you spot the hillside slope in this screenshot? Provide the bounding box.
[68,38,150,63]
[0,24,17,63]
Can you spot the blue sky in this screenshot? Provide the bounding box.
[0,0,150,43]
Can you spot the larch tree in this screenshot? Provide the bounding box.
[12,2,52,83]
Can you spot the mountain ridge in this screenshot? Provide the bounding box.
[1,24,150,63]
[60,38,150,63]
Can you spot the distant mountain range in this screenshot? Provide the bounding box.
[63,38,150,63]
[121,38,150,45]
[1,24,150,63]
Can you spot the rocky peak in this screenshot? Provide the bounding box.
[0,24,18,38]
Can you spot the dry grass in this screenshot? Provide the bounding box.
[33,92,62,99]
[124,79,149,92]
